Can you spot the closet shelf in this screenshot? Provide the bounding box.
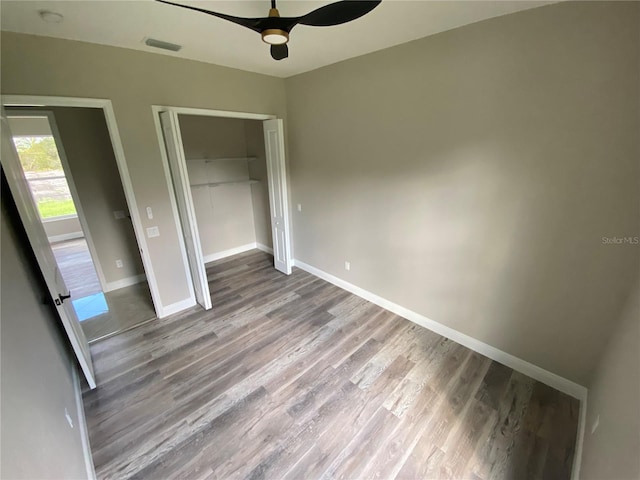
[187,156,257,163]
[191,179,259,189]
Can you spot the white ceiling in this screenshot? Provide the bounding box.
[1,0,553,78]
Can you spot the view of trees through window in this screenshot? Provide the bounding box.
[13,136,77,219]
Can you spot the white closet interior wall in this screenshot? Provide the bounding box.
[178,115,272,262]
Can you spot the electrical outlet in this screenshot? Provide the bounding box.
[146,226,160,238]
[344,261,351,271]
[591,415,600,434]
[65,408,73,428]
[115,259,123,268]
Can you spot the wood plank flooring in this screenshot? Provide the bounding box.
[83,250,579,480]
[52,238,101,298]
[81,282,157,343]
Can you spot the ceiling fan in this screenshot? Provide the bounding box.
[155,0,382,61]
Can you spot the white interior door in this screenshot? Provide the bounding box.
[159,111,212,310]
[1,106,96,389]
[263,119,293,275]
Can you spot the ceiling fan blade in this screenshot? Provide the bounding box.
[298,0,381,27]
[270,44,289,61]
[155,0,264,33]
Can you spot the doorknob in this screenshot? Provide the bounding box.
[57,292,72,305]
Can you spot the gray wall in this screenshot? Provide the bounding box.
[581,281,640,480]
[1,196,89,479]
[50,107,145,286]
[178,115,272,257]
[246,120,273,249]
[42,216,83,241]
[1,31,287,311]
[285,1,639,385]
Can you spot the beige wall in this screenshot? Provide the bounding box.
[285,1,639,385]
[50,107,145,285]
[180,115,257,257]
[246,120,273,249]
[1,31,287,310]
[43,216,83,241]
[1,196,89,479]
[178,115,272,257]
[581,281,640,479]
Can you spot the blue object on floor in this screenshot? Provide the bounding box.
[72,292,109,321]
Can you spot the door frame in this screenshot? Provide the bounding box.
[151,105,292,307]
[5,108,110,293]
[2,95,163,318]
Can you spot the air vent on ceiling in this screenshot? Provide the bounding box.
[144,37,182,52]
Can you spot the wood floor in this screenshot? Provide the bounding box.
[52,238,102,298]
[83,250,579,480]
[81,282,157,343]
[52,238,156,342]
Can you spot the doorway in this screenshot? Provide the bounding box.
[8,112,108,324]
[6,108,156,343]
[154,106,293,310]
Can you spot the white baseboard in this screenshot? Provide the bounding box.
[256,243,274,255]
[48,232,84,243]
[203,243,258,264]
[158,297,197,318]
[72,366,96,480]
[292,259,588,402]
[104,274,146,293]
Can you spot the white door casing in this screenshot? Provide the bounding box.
[1,106,97,389]
[263,119,292,275]
[159,111,212,310]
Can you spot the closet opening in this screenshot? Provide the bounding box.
[154,107,292,311]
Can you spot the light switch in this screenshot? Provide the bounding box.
[146,226,160,238]
[113,210,126,220]
[297,203,302,212]
[146,206,154,220]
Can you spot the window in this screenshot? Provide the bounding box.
[12,136,77,219]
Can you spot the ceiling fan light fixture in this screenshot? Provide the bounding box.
[261,29,289,45]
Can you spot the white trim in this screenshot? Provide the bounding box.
[203,243,258,264]
[103,273,147,293]
[3,95,111,109]
[150,106,196,306]
[158,297,197,318]
[162,105,276,121]
[2,95,164,321]
[292,258,588,401]
[256,243,274,255]
[71,365,96,480]
[572,396,588,480]
[41,213,79,223]
[101,100,163,319]
[48,232,84,243]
